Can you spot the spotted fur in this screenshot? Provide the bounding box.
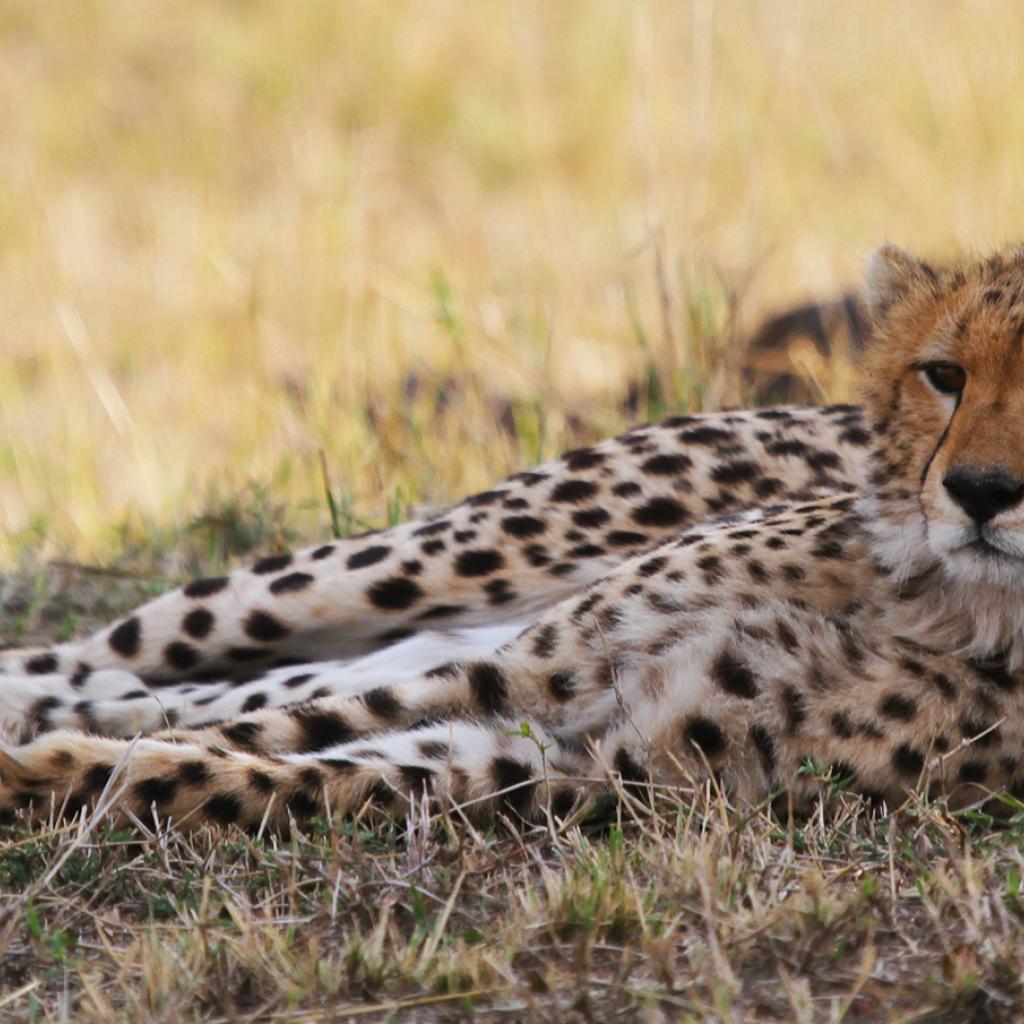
[6,245,1024,832]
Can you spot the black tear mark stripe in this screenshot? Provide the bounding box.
[918,380,961,489]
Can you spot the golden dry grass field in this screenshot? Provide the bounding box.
[5,2,1024,1021]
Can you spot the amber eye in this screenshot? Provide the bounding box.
[921,362,967,395]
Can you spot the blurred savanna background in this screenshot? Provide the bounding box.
[9,5,1024,1021]
[5,0,1024,570]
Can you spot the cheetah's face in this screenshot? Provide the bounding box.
[861,245,1024,587]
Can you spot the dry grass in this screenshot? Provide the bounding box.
[6,0,1024,563]
[2,746,1023,1022]
[5,1,1024,1020]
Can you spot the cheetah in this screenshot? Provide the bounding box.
[3,243,1024,833]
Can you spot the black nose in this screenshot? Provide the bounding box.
[943,467,1024,523]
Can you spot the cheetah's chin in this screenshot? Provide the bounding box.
[937,536,1024,589]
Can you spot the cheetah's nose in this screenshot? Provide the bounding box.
[943,467,1024,523]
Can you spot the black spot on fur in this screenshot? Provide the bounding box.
[241,692,268,713]
[811,539,845,560]
[678,426,732,445]
[252,554,293,575]
[164,641,201,671]
[960,717,1001,748]
[269,572,315,595]
[606,530,648,547]
[968,654,1017,691]
[639,556,667,577]
[108,617,142,657]
[831,713,854,738]
[25,653,59,675]
[286,789,320,819]
[612,481,642,499]
[782,686,807,734]
[468,662,510,714]
[179,760,210,785]
[697,554,723,584]
[284,673,315,689]
[642,453,693,476]
[484,579,517,605]
[749,725,776,778]
[746,560,769,582]
[892,744,925,776]
[244,611,290,643]
[467,489,504,508]
[563,447,606,471]
[291,707,355,752]
[568,543,604,559]
[840,427,872,446]
[311,544,335,560]
[531,623,558,659]
[135,777,178,807]
[417,605,465,622]
[633,497,687,528]
[491,757,535,815]
[712,649,759,699]
[182,608,215,640]
[367,577,424,610]
[683,717,727,758]
[205,793,242,825]
[523,544,550,567]
[399,764,435,793]
[958,761,987,784]
[83,763,114,793]
[455,549,504,577]
[550,479,599,503]
[69,663,92,688]
[572,507,611,528]
[184,576,229,598]
[878,694,917,721]
[711,460,760,485]
[249,769,276,792]
[548,671,576,701]
[614,748,647,785]
[347,545,391,570]
[363,687,403,720]
[775,620,798,652]
[414,519,451,537]
[417,741,450,760]
[222,721,264,750]
[501,515,546,538]
[807,451,841,473]
[425,662,460,679]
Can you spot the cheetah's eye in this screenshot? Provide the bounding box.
[921,362,966,396]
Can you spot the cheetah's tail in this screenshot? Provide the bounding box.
[0,718,599,833]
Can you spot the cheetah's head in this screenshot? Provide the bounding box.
[861,244,1024,591]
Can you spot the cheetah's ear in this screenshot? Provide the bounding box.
[864,245,937,320]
